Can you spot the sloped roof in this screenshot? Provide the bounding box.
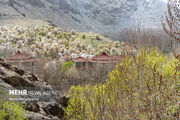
[72,52,124,64]
[88,59,117,63]
[73,57,87,62]
[93,52,116,61]
[5,51,35,62]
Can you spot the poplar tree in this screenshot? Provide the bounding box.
[162,0,180,59]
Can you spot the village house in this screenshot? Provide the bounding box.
[72,56,87,69]
[4,51,36,73]
[72,52,124,81]
[72,52,122,69]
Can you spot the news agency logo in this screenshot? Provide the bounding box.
[9,89,28,96]
[5,87,62,102]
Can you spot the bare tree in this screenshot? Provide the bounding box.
[162,0,180,59]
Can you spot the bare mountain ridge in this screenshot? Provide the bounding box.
[0,0,167,33]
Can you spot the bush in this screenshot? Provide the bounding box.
[96,35,101,40]
[43,60,79,90]
[62,61,74,72]
[64,48,180,120]
[64,85,86,120]
[0,100,28,120]
[82,35,86,39]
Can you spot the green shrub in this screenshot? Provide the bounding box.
[64,48,180,120]
[64,85,86,120]
[38,31,47,36]
[57,35,63,39]
[82,35,86,39]
[96,35,101,40]
[0,100,28,120]
[62,61,75,72]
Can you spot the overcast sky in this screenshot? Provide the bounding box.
[161,0,167,3]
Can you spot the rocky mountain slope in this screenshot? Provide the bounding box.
[0,0,167,33]
[0,58,68,119]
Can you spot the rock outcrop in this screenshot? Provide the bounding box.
[0,58,68,120]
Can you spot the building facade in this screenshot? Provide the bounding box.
[4,51,35,73]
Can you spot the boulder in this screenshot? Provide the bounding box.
[58,96,69,108]
[0,59,68,120]
[40,102,64,119]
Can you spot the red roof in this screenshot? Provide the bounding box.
[88,59,117,63]
[5,51,35,62]
[99,52,108,57]
[73,57,87,62]
[93,52,116,61]
[72,52,124,63]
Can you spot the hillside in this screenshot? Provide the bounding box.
[0,0,167,33]
[0,1,179,120]
[0,24,135,59]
